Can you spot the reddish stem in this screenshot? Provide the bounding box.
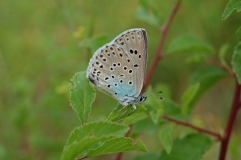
[78,156,89,160]
[162,115,222,140]
[142,1,181,92]
[218,80,241,160]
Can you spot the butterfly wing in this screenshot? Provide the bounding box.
[86,28,148,103]
[112,28,148,96]
[86,43,137,102]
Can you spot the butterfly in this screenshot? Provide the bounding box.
[86,28,148,110]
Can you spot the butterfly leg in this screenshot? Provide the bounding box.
[117,102,127,112]
[132,104,136,110]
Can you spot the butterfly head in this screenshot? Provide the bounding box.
[137,94,147,103]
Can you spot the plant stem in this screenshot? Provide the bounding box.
[162,115,222,140]
[78,156,89,160]
[142,1,181,92]
[218,80,241,160]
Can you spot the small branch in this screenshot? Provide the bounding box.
[162,115,222,141]
[218,80,241,160]
[142,1,181,92]
[207,60,234,77]
[115,125,133,160]
[78,156,89,160]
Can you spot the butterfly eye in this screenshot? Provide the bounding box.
[138,55,141,58]
[134,64,138,68]
[134,50,138,55]
[128,70,133,74]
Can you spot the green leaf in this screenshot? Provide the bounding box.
[132,118,159,136]
[158,133,213,160]
[222,0,241,20]
[139,0,160,18]
[162,99,184,120]
[219,44,230,69]
[66,121,129,146]
[61,121,146,160]
[144,86,164,123]
[62,136,112,160]
[232,42,241,84]
[132,153,159,160]
[135,0,161,27]
[135,7,159,27]
[107,104,146,122]
[189,66,227,107]
[86,137,147,156]
[123,112,148,125]
[69,72,95,125]
[145,98,163,124]
[159,125,173,154]
[185,53,208,64]
[167,34,214,54]
[181,83,200,116]
[80,35,110,53]
[150,110,159,124]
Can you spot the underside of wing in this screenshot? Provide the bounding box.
[86,43,137,102]
[112,28,148,96]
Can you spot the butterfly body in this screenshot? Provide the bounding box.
[86,28,148,109]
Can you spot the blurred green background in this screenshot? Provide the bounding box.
[0,0,240,159]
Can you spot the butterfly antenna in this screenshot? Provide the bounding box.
[143,91,164,100]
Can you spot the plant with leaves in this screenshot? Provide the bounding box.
[61,0,241,160]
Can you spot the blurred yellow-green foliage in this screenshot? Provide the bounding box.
[0,0,241,159]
